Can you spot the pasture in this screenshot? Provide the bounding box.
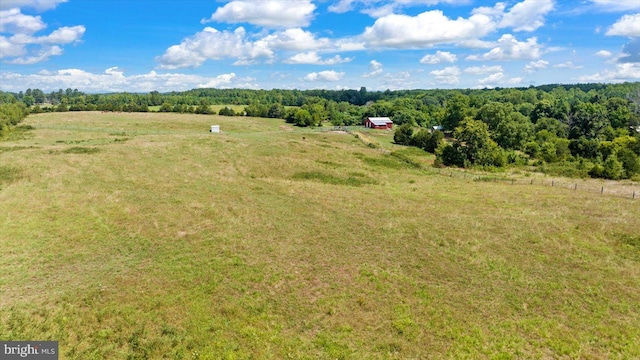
[1,112,639,359]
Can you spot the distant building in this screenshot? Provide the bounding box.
[364,117,393,129]
[431,125,444,132]
[210,125,220,133]
[632,125,640,133]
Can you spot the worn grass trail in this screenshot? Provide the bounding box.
[1,112,639,359]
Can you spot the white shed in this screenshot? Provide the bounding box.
[210,125,220,133]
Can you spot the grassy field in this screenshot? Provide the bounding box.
[1,112,640,359]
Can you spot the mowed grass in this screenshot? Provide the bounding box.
[1,112,639,359]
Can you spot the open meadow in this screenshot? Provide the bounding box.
[1,112,640,359]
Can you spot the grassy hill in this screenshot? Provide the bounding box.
[1,112,639,359]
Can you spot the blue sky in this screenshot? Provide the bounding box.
[1,0,639,93]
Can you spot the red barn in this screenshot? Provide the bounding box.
[364,117,393,129]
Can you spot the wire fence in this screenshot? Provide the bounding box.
[34,124,640,201]
[425,167,639,201]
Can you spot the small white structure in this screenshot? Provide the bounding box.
[210,125,220,133]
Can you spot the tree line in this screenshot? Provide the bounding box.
[1,83,639,179]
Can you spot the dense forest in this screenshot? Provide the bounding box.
[1,83,639,180]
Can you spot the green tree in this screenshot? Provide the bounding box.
[442,93,470,130]
[569,102,609,139]
[476,101,513,130]
[494,112,533,150]
[394,123,414,145]
[293,109,312,127]
[411,128,431,150]
[453,118,504,166]
[425,130,444,153]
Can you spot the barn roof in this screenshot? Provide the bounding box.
[367,117,393,126]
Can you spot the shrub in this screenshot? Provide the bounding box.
[393,123,414,145]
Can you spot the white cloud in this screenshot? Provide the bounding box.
[7,45,61,64]
[0,67,240,92]
[361,10,494,48]
[578,63,640,82]
[464,65,503,74]
[328,0,354,13]
[0,0,67,11]
[595,50,613,57]
[588,0,640,12]
[362,60,383,77]
[430,66,460,84]
[156,27,335,69]
[156,27,272,69]
[420,51,457,64]
[380,71,415,90]
[508,77,523,84]
[205,0,316,28]
[478,72,504,85]
[0,8,46,33]
[259,28,331,51]
[329,0,472,16]
[606,13,640,37]
[285,51,352,65]
[335,39,366,51]
[0,8,84,64]
[304,70,345,82]
[524,60,549,72]
[38,25,85,44]
[554,61,583,69]
[467,34,543,61]
[498,0,554,32]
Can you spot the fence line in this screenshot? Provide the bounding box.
[424,166,639,201]
[33,124,639,200]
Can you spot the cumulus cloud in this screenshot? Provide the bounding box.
[156,27,257,69]
[554,61,583,69]
[524,60,549,72]
[578,63,640,82]
[498,0,554,32]
[0,8,46,33]
[7,45,61,64]
[380,71,415,90]
[329,0,472,16]
[259,28,331,51]
[467,34,543,61]
[606,13,640,37]
[0,0,67,11]
[0,67,241,92]
[508,77,523,84]
[285,51,352,65]
[478,71,504,85]
[156,27,334,69]
[464,65,503,74]
[472,0,553,32]
[304,70,345,82]
[619,38,640,63]
[362,60,383,77]
[595,50,612,57]
[430,66,460,84]
[361,10,494,48]
[0,8,84,64]
[588,0,640,12]
[204,0,316,28]
[420,51,457,64]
